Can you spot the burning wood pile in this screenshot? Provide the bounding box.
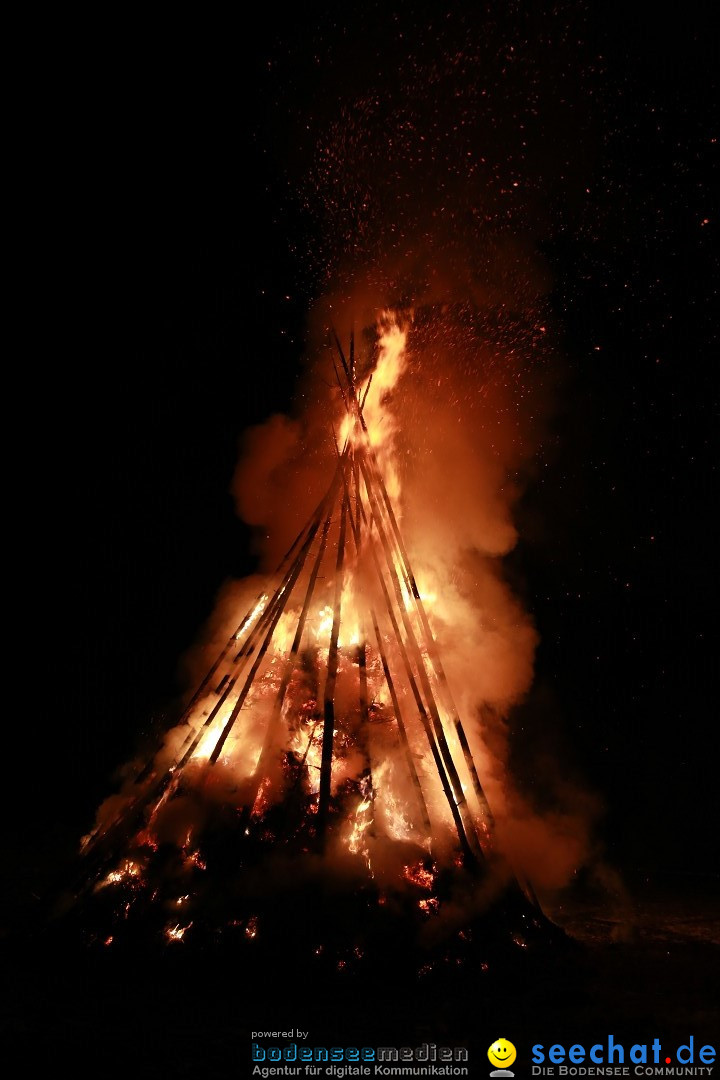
[67,317,558,973]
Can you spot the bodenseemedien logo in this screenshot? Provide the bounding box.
[489,1038,518,1077]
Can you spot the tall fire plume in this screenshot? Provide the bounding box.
[74,14,599,962]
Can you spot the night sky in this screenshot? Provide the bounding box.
[17,2,717,901]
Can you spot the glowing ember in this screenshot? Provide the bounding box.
[252,777,272,819]
[346,796,374,869]
[403,862,436,890]
[184,850,206,871]
[165,922,192,943]
[418,898,439,915]
[134,829,159,851]
[96,860,144,890]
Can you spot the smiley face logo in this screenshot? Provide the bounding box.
[488,1039,517,1073]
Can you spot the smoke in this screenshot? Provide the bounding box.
[212,15,601,894]
[226,316,593,892]
[84,9,603,914]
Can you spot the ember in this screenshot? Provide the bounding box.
[165,922,192,944]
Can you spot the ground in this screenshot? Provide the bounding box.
[2,869,718,1078]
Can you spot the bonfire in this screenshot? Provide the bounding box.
[68,315,557,973]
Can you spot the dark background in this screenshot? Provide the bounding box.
[12,2,717,909]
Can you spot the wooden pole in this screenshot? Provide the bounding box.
[207,451,351,767]
[317,494,349,848]
[243,509,333,813]
[132,591,269,784]
[356,633,374,796]
[370,610,432,837]
[335,437,474,858]
[362,441,494,828]
[333,336,493,830]
[157,493,322,746]
[89,449,351,858]
[208,494,335,766]
[174,677,237,768]
[351,452,427,837]
[367,524,476,861]
[358,454,484,859]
